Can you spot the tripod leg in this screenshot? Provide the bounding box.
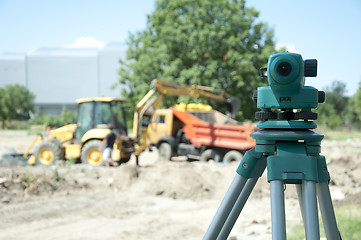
[317,181,341,240]
[203,174,247,240]
[303,180,320,240]
[216,177,259,240]
[296,184,307,229]
[270,180,286,240]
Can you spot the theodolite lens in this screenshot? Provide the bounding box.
[277,62,292,76]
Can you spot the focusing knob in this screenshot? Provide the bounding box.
[252,90,258,103]
[295,111,318,120]
[304,59,317,77]
[318,91,325,103]
[255,111,277,120]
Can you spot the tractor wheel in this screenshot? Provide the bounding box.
[200,149,221,162]
[158,142,172,161]
[81,140,103,166]
[223,150,243,163]
[51,138,65,160]
[119,156,131,164]
[34,141,61,165]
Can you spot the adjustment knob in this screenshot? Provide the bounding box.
[318,91,325,103]
[278,111,295,120]
[304,59,317,77]
[252,90,258,103]
[255,111,277,120]
[295,111,318,120]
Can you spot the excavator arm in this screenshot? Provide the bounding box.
[133,78,240,157]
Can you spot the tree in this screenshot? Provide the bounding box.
[118,0,276,121]
[317,80,349,128]
[0,84,35,127]
[348,81,361,127]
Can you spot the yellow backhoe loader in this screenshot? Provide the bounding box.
[25,97,134,166]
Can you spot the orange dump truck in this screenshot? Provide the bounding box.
[148,106,256,162]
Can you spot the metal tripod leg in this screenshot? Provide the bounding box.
[317,181,341,240]
[274,180,321,240]
[217,177,259,240]
[303,180,320,240]
[270,180,286,240]
[296,181,321,240]
[297,181,341,240]
[296,184,306,225]
[203,148,266,240]
[203,174,247,239]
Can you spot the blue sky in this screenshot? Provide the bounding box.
[1,0,360,95]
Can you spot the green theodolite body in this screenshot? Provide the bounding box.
[258,52,319,110]
[256,52,321,129]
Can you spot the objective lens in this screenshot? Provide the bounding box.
[277,62,292,76]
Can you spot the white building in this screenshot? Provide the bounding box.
[0,43,126,115]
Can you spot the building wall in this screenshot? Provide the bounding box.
[98,42,126,98]
[0,53,26,86]
[0,43,126,115]
[27,48,99,104]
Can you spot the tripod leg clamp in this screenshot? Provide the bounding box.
[236,148,267,178]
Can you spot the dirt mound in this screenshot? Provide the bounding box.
[1,139,359,206]
[322,139,361,202]
[0,160,240,204]
[130,161,236,200]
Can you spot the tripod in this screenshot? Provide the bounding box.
[203,128,341,240]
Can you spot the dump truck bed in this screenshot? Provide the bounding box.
[172,108,255,151]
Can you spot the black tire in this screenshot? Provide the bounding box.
[51,138,65,160]
[81,140,103,166]
[158,142,172,161]
[34,141,61,165]
[119,156,131,164]
[200,149,221,162]
[223,150,243,163]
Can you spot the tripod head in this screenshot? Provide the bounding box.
[255,52,325,129]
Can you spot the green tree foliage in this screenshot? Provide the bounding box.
[0,84,35,126]
[31,107,77,129]
[347,82,361,127]
[118,0,276,121]
[317,81,349,128]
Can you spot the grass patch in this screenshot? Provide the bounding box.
[26,124,45,135]
[288,203,361,239]
[317,127,361,141]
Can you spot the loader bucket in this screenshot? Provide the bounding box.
[0,153,30,167]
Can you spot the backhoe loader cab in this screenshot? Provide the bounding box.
[29,97,134,166]
[75,98,128,141]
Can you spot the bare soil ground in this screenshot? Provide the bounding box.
[0,130,360,239]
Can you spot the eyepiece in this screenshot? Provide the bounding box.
[277,62,292,76]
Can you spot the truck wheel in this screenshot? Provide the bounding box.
[34,141,61,165]
[81,140,103,166]
[200,149,221,162]
[223,150,243,163]
[158,142,172,161]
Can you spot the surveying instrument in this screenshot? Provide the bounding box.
[203,52,341,240]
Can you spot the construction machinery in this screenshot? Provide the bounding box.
[26,97,134,166]
[18,78,247,166]
[132,78,252,164]
[148,105,255,162]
